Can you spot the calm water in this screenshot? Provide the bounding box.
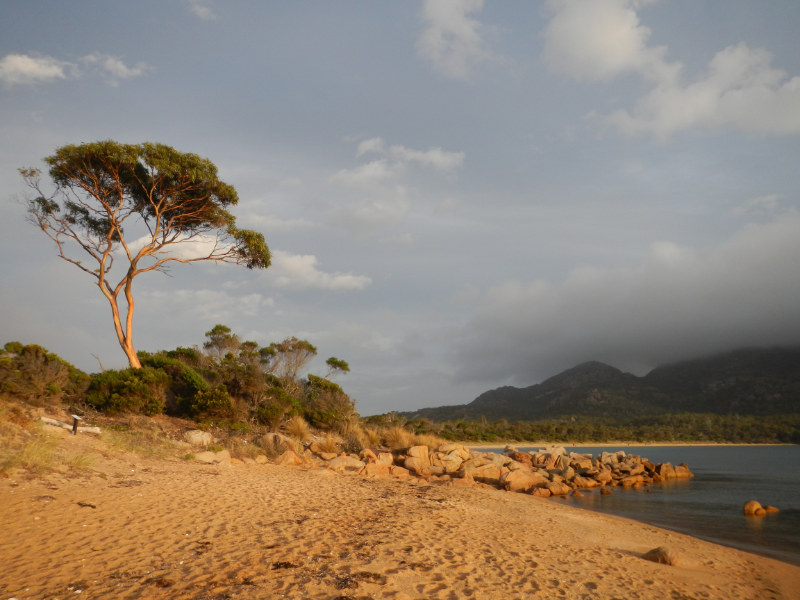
[496,445,800,565]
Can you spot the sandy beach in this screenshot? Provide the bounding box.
[2,426,799,600]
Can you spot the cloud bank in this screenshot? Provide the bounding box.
[453,210,800,384]
[543,0,800,138]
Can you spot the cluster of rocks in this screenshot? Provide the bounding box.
[184,430,693,499]
[349,443,694,498]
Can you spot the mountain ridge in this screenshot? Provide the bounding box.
[401,346,800,422]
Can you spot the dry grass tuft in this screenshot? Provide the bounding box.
[382,426,414,450]
[283,415,312,442]
[412,433,447,450]
[316,433,344,454]
[258,433,303,458]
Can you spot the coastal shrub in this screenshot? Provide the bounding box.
[138,351,210,415]
[86,367,168,416]
[303,374,357,430]
[0,341,89,407]
[255,387,301,428]
[190,385,235,419]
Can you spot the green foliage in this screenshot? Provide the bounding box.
[21,141,271,368]
[137,351,209,415]
[303,374,355,430]
[0,341,89,406]
[86,367,169,416]
[190,385,234,419]
[400,413,800,444]
[325,356,350,377]
[254,387,300,428]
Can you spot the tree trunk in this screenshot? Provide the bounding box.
[104,282,141,369]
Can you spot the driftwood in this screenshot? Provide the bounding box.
[40,416,101,435]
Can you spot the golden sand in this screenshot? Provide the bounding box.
[2,427,798,600]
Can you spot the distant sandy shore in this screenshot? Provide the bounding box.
[1,427,798,600]
[468,441,795,449]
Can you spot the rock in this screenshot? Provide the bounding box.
[377,452,394,465]
[361,448,378,462]
[546,481,572,496]
[765,505,780,514]
[360,462,392,478]
[656,463,677,480]
[674,463,694,479]
[319,452,338,461]
[531,487,551,498]
[404,455,432,477]
[571,490,584,498]
[642,546,689,567]
[510,451,533,466]
[184,429,214,446]
[500,469,548,493]
[407,445,429,459]
[275,450,303,466]
[465,463,504,485]
[743,500,766,516]
[389,465,410,479]
[620,475,644,488]
[572,475,599,489]
[327,455,365,471]
[255,454,268,464]
[593,470,613,485]
[194,449,231,465]
[600,487,613,495]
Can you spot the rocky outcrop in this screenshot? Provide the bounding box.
[224,437,695,509]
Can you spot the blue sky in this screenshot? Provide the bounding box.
[2,1,799,415]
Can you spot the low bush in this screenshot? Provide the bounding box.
[86,367,169,416]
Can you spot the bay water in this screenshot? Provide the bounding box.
[497,445,800,565]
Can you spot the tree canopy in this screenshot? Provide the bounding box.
[21,141,271,368]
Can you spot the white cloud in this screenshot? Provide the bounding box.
[245,214,317,233]
[356,137,386,157]
[266,250,372,291]
[0,51,149,87]
[329,159,399,188]
[453,210,800,383]
[543,0,800,138]
[417,0,492,79]
[81,53,150,85]
[388,144,465,172]
[328,138,465,231]
[608,43,800,138]
[140,288,273,322]
[0,53,71,86]
[185,0,217,20]
[543,0,673,83]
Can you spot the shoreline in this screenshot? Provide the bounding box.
[1,427,799,599]
[467,441,796,449]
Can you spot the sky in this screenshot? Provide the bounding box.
[1,0,799,416]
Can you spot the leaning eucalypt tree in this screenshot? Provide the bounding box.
[21,140,271,368]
